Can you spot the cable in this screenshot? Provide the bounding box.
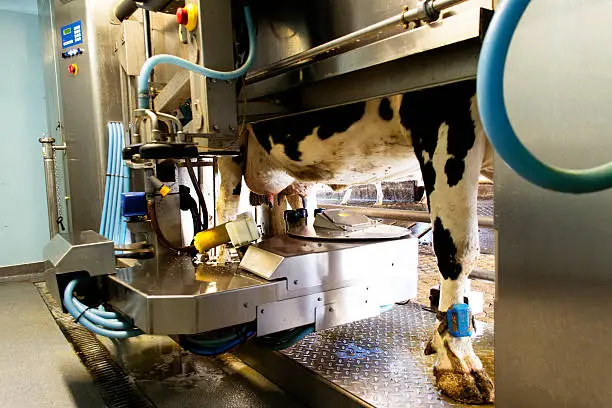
[137,5,256,108]
[62,279,142,339]
[184,159,209,230]
[477,0,612,193]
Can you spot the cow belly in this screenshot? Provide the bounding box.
[264,121,420,186]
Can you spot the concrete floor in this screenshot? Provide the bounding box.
[0,281,105,408]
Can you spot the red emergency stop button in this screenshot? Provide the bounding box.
[68,63,78,76]
[176,4,198,32]
[176,7,188,25]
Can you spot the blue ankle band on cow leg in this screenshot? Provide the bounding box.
[446,304,473,338]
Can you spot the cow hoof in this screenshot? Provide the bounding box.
[427,332,494,404]
[434,367,494,404]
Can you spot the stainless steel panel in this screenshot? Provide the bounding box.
[107,257,282,334]
[54,0,123,231]
[188,0,238,146]
[244,4,489,102]
[314,298,379,332]
[496,1,612,406]
[241,236,418,293]
[256,285,374,336]
[43,231,114,276]
[248,0,488,72]
[117,19,145,76]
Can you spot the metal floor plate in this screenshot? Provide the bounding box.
[280,303,494,408]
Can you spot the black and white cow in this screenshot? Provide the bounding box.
[217,80,495,404]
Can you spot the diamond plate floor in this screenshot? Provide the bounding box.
[280,303,494,408]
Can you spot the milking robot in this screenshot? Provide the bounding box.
[33,0,612,406]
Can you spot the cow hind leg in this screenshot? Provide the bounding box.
[416,103,494,403]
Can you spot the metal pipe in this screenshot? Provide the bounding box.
[245,0,469,84]
[321,204,495,229]
[471,268,495,282]
[114,0,139,22]
[40,137,59,237]
[143,9,153,64]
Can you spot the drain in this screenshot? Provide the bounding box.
[36,283,155,408]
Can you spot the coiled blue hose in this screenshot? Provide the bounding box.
[477,0,612,193]
[63,278,142,339]
[137,5,256,109]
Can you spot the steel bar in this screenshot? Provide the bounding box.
[245,0,469,84]
[471,268,495,282]
[40,137,60,237]
[321,204,495,229]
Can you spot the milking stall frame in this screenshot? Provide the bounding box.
[1,0,611,407]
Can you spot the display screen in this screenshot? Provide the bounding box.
[63,27,71,35]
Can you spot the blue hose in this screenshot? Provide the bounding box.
[70,296,134,330]
[137,5,256,109]
[477,0,612,193]
[181,332,255,356]
[113,123,123,244]
[107,124,118,241]
[119,123,130,246]
[63,279,142,339]
[72,297,120,319]
[100,123,115,237]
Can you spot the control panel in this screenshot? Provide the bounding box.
[60,20,83,49]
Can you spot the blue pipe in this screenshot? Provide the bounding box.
[63,279,142,339]
[100,123,115,237]
[72,297,120,319]
[181,331,255,356]
[112,123,123,243]
[119,123,130,246]
[477,0,612,193]
[107,124,118,240]
[137,5,256,109]
[70,295,134,330]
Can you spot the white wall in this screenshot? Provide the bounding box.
[0,4,50,266]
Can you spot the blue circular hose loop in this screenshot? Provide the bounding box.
[137,5,256,109]
[72,296,121,319]
[70,295,133,330]
[63,279,143,339]
[477,0,612,194]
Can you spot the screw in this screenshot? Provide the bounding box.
[328,307,333,312]
[317,297,322,302]
[293,280,299,285]
[260,309,264,314]
[212,125,220,131]
[243,303,248,308]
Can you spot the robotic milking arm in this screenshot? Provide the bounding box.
[43,0,420,350]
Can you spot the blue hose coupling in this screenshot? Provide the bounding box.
[447,303,472,337]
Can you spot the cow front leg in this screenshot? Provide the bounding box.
[415,121,493,403]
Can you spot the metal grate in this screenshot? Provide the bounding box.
[281,303,494,408]
[36,283,155,408]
